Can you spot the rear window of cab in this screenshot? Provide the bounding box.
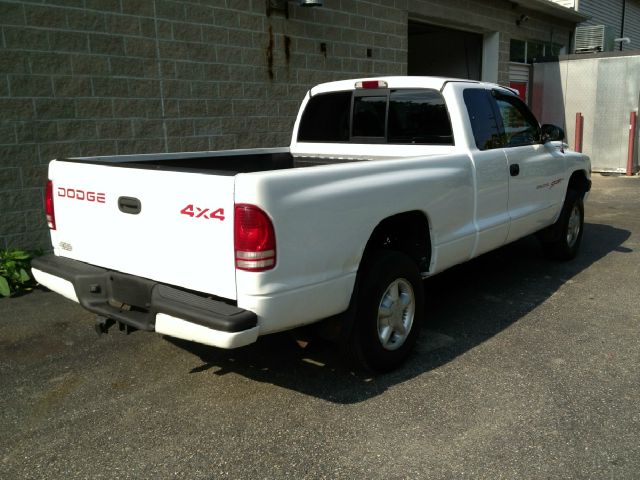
[298,89,454,145]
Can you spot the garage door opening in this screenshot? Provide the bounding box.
[408,21,483,80]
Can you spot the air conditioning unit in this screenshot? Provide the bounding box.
[574,25,616,53]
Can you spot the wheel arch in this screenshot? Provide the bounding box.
[313,210,432,342]
[360,210,432,275]
[567,169,591,195]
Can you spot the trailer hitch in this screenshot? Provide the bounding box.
[94,315,138,335]
[95,315,115,335]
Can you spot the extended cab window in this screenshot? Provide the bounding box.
[298,88,453,145]
[463,88,503,150]
[494,94,541,147]
[298,91,351,142]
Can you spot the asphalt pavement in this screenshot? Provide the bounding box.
[1,174,639,479]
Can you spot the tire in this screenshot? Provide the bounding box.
[538,189,584,261]
[345,250,424,373]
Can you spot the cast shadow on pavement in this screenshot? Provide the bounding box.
[166,222,631,404]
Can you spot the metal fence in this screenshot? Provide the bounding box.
[532,53,640,173]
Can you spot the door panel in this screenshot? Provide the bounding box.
[503,144,566,241]
[493,93,566,242]
[472,149,511,255]
[461,87,510,256]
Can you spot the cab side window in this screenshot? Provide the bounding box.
[388,89,453,145]
[494,94,540,147]
[463,88,503,150]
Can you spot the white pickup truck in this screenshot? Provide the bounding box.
[32,76,591,372]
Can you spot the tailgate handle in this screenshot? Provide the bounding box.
[118,196,141,215]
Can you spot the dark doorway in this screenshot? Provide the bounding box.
[408,21,483,80]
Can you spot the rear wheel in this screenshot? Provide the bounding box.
[538,189,584,260]
[345,250,424,373]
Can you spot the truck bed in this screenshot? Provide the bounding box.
[60,148,362,175]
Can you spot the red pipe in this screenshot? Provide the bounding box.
[627,111,637,176]
[575,112,583,153]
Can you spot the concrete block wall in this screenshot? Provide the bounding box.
[0,0,407,250]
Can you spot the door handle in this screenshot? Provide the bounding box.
[118,196,142,215]
[510,164,520,176]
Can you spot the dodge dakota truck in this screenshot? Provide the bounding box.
[32,76,591,372]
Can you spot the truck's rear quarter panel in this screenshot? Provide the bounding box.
[234,153,476,334]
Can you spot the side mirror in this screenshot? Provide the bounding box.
[541,124,565,143]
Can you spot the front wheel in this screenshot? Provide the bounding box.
[345,250,424,373]
[538,189,584,261]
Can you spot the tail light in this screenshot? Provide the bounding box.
[45,180,56,230]
[234,204,276,272]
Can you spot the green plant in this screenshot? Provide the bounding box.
[0,249,39,297]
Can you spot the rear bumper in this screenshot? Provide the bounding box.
[31,255,259,349]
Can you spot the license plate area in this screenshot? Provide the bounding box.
[107,272,155,310]
[76,270,157,330]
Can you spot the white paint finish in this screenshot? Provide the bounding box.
[504,143,568,242]
[49,161,237,299]
[468,149,511,254]
[234,153,476,302]
[308,76,455,97]
[154,314,259,349]
[236,272,356,334]
[292,143,458,159]
[446,82,510,258]
[44,76,592,350]
[31,269,79,303]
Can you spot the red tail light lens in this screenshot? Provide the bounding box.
[45,180,56,230]
[234,204,276,271]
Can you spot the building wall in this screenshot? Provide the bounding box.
[623,0,640,51]
[0,0,576,250]
[0,0,407,249]
[579,0,624,30]
[560,0,640,51]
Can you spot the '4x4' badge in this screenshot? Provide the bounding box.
[180,204,225,221]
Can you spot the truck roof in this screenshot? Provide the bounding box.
[309,76,486,96]
[309,76,517,96]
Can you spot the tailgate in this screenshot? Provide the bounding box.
[48,160,237,300]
